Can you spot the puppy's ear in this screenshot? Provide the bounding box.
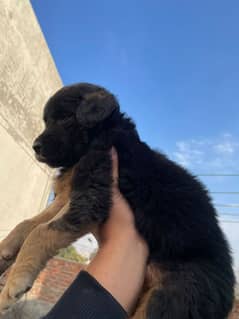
[76,91,119,128]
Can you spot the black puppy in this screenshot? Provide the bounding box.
[34,84,234,319]
[32,83,234,318]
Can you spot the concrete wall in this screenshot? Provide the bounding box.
[0,0,62,240]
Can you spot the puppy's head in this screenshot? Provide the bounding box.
[33,83,120,167]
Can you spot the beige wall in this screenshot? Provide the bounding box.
[0,0,62,240]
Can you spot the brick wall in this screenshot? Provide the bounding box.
[29,257,84,304]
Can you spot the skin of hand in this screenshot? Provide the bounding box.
[87,148,149,315]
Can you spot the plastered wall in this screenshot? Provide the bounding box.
[0,0,62,239]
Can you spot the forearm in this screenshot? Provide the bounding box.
[87,229,149,314]
[42,270,127,319]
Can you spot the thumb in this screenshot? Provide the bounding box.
[111,147,119,189]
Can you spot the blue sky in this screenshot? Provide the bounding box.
[31,0,239,270]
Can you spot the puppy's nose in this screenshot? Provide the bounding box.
[33,140,42,154]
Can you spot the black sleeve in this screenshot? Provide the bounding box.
[42,270,128,319]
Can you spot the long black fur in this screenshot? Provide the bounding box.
[33,83,235,319]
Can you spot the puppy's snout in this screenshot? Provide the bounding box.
[32,140,42,154]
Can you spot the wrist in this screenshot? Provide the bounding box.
[101,228,149,260]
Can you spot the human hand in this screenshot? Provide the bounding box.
[99,148,140,245]
[87,147,149,314]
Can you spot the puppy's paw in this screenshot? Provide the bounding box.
[0,244,17,275]
[0,221,33,275]
[0,274,33,313]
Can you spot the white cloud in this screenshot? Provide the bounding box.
[173,133,239,173]
[174,141,205,167]
[222,133,233,139]
[172,133,239,273]
[214,141,239,155]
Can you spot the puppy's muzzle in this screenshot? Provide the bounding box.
[32,140,42,155]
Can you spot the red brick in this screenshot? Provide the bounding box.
[29,257,84,304]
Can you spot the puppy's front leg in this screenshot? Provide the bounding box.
[0,203,77,313]
[0,150,112,313]
[0,169,73,276]
[0,197,68,276]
